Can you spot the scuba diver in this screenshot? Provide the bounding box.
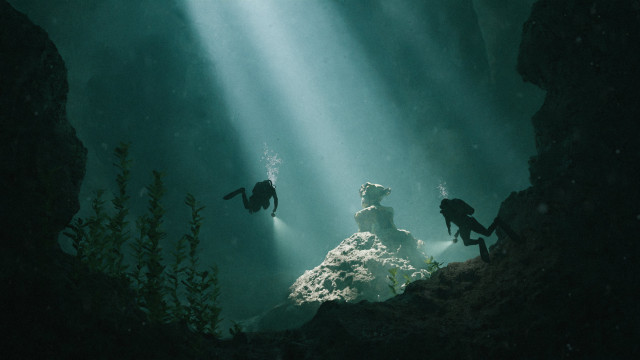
[223,180,278,217]
[439,198,496,263]
[439,198,521,263]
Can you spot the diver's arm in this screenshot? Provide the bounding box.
[445,218,451,236]
[271,192,278,217]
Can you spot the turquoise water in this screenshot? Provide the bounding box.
[9,0,543,331]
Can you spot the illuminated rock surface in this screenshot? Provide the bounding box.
[289,183,428,305]
[247,183,431,332]
[288,230,429,306]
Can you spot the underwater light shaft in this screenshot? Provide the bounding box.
[272,215,315,270]
[427,238,456,257]
[184,0,419,225]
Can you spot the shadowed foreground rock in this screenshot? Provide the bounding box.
[1,3,212,359]
[0,0,86,251]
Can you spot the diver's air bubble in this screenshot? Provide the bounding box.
[262,143,282,184]
[437,181,449,199]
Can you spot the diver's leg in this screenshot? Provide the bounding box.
[459,227,479,246]
[242,192,251,210]
[461,222,489,262]
[495,218,522,242]
[487,218,498,234]
[478,238,490,263]
[470,217,494,237]
[223,187,245,200]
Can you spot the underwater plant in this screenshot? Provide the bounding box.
[387,267,412,296]
[387,256,443,296]
[182,193,222,335]
[63,143,222,335]
[137,170,168,323]
[387,267,400,295]
[167,230,188,322]
[105,142,132,276]
[65,143,132,277]
[229,320,245,342]
[424,255,443,275]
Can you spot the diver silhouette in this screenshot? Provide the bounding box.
[223,180,278,217]
[439,198,519,263]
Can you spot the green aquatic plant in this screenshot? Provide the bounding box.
[387,268,415,295]
[182,194,222,335]
[130,215,146,296]
[64,143,222,336]
[85,189,109,271]
[424,255,443,275]
[387,267,400,295]
[167,232,188,322]
[387,255,443,296]
[138,170,168,323]
[229,320,244,340]
[105,142,132,276]
[64,143,132,277]
[65,217,86,260]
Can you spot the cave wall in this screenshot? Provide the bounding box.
[0,3,208,358]
[495,0,640,356]
[518,0,640,193]
[0,0,86,250]
[507,0,640,261]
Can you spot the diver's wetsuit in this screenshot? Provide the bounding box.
[223,180,278,216]
[440,198,496,263]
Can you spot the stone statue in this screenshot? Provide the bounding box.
[354,182,396,234]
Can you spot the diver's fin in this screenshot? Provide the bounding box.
[223,188,245,200]
[478,238,490,263]
[496,218,522,242]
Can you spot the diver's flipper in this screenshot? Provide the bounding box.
[496,218,522,243]
[478,238,490,263]
[223,188,245,200]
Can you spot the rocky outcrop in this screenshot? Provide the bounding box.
[289,230,429,306]
[289,183,429,306]
[0,0,87,251]
[246,183,431,332]
[518,0,640,191]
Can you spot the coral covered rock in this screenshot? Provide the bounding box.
[246,183,430,332]
[288,231,429,306]
[289,183,429,308]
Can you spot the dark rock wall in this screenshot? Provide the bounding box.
[0,3,210,359]
[495,0,640,356]
[0,0,86,250]
[508,0,640,279]
[518,0,640,190]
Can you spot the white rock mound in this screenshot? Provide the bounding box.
[289,182,431,305]
[246,183,435,331]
